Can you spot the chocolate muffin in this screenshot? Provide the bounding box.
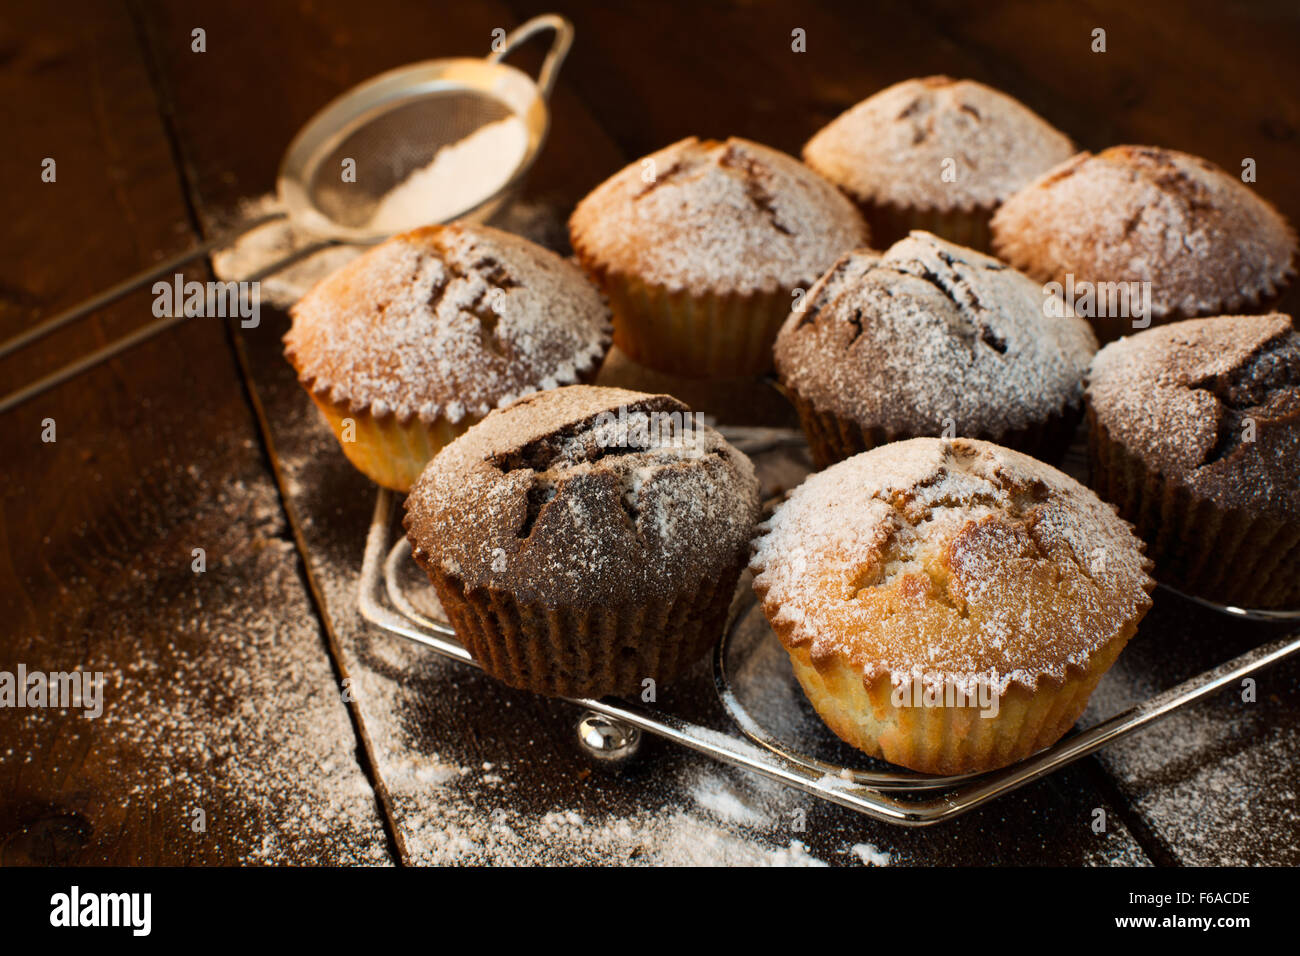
[750,437,1153,774]
[569,136,868,378]
[803,76,1075,250]
[774,231,1097,469]
[992,146,1297,342]
[403,385,761,697]
[285,223,612,491]
[1087,313,1300,609]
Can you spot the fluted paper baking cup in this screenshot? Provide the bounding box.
[1087,406,1300,608]
[785,384,1081,471]
[422,563,744,698]
[581,263,793,378]
[310,393,475,492]
[859,200,995,253]
[780,628,1133,775]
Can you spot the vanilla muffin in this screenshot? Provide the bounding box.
[750,438,1153,774]
[285,224,611,491]
[992,146,1297,341]
[1087,314,1300,609]
[569,136,868,378]
[803,76,1074,250]
[775,232,1097,469]
[404,386,761,698]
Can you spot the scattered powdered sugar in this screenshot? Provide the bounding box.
[851,842,893,866]
[210,193,571,310]
[211,194,365,309]
[9,444,392,864]
[401,804,829,866]
[284,223,610,423]
[991,146,1298,320]
[569,136,867,294]
[364,117,529,234]
[689,769,767,827]
[803,75,1075,211]
[775,231,1097,434]
[750,437,1152,694]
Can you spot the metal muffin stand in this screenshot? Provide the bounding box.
[357,432,1300,827]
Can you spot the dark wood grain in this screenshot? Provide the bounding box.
[0,0,391,865]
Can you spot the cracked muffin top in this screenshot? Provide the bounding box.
[802,76,1075,213]
[774,232,1097,437]
[568,136,868,295]
[750,438,1153,693]
[284,223,611,425]
[1087,313,1300,516]
[404,386,761,606]
[992,146,1297,321]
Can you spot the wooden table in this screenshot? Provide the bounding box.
[2,0,1297,866]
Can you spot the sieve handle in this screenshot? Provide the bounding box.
[488,14,574,102]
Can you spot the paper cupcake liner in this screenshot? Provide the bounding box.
[1087,406,1300,608]
[422,562,744,698]
[784,384,1082,470]
[859,200,995,252]
[305,362,604,492]
[575,258,792,378]
[781,633,1131,774]
[309,393,476,492]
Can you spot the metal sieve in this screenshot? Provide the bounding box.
[279,14,570,243]
[1,14,573,412]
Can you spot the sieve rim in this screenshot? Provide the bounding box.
[275,56,550,245]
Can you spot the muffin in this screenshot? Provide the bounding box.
[284,223,612,491]
[802,76,1074,251]
[992,146,1298,342]
[775,231,1098,469]
[1087,314,1300,609]
[750,438,1153,774]
[404,385,761,698]
[569,136,868,378]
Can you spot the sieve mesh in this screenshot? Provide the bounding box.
[306,91,515,228]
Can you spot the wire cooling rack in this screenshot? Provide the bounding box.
[357,485,1300,827]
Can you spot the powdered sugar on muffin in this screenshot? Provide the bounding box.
[569,136,867,295]
[775,232,1097,437]
[1087,313,1300,516]
[285,223,611,425]
[992,146,1298,321]
[750,438,1152,694]
[803,76,1075,213]
[406,386,760,606]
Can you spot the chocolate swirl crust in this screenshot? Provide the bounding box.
[1086,314,1300,608]
[403,386,762,696]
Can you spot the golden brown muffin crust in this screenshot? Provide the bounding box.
[991,146,1297,321]
[750,438,1153,694]
[284,223,611,425]
[802,76,1075,212]
[568,136,868,295]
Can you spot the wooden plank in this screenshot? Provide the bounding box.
[0,0,390,864]
[135,0,1158,863]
